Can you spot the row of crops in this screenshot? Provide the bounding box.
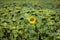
[0,0,60,40]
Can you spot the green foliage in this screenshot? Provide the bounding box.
[0,0,60,40]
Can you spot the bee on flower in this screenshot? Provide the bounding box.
[28,16,36,24]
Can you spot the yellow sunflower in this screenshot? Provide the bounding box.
[28,16,36,24]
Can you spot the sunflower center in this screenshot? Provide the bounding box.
[30,18,34,22]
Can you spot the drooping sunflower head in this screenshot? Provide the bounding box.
[28,16,36,24]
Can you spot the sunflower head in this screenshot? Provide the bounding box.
[28,16,36,24]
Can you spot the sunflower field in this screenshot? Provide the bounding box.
[0,0,60,40]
